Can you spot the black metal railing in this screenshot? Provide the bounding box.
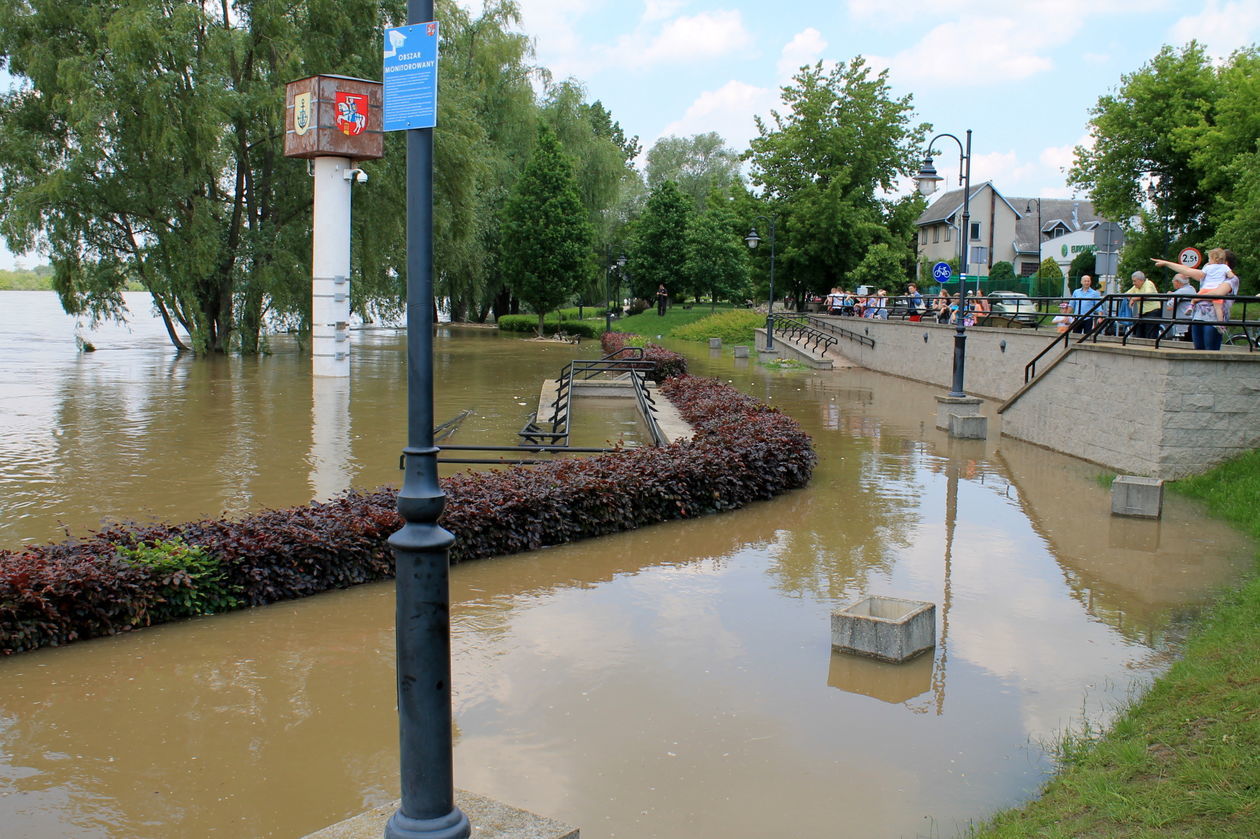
[517,348,665,449]
[774,313,875,350]
[1023,293,1260,383]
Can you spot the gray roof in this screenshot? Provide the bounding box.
[915,181,1018,226]
[1009,197,1103,254]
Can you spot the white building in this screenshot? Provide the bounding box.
[915,182,1107,288]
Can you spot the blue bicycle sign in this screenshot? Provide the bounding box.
[932,261,953,282]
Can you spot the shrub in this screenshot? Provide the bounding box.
[600,332,688,381]
[497,314,599,338]
[671,309,764,345]
[115,536,240,620]
[0,375,811,654]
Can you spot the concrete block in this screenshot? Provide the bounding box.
[303,790,579,839]
[1111,475,1163,519]
[733,345,749,358]
[831,596,935,663]
[948,413,988,439]
[708,337,721,349]
[935,395,982,430]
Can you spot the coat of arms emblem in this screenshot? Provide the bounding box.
[335,92,369,137]
[293,92,312,136]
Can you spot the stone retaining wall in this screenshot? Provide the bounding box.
[805,318,1260,479]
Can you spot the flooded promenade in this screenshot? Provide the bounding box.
[0,291,1251,838]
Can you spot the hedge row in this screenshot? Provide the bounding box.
[496,314,600,338]
[0,375,813,654]
[600,332,688,381]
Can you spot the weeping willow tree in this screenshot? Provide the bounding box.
[0,0,636,349]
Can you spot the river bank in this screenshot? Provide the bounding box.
[969,450,1260,838]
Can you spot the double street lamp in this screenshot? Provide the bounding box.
[744,215,777,350]
[915,130,973,399]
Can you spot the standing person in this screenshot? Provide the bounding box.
[1070,275,1102,334]
[1152,252,1240,351]
[1126,270,1161,338]
[655,284,668,316]
[1164,274,1197,341]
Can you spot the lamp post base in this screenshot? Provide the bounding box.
[385,807,470,839]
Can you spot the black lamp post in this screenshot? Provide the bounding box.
[744,215,777,351]
[915,130,972,399]
[605,252,626,334]
[386,0,470,837]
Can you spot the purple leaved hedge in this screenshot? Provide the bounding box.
[0,375,814,654]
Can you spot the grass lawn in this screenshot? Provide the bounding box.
[967,452,1260,838]
[613,302,739,337]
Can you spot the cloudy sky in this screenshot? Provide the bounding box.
[2,0,1258,270]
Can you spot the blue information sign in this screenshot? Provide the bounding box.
[931,261,953,283]
[383,21,439,131]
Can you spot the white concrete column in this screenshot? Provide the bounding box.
[309,375,353,501]
[312,156,353,377]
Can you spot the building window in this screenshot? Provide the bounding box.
[933,226,940,243]
[970,222,981,240]
[919,229,927,245]
[1020,261,1038,277]
[945,226,952,242]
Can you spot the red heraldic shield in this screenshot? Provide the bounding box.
[335,92,369,136]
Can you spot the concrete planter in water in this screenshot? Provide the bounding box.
[831,596,936,663]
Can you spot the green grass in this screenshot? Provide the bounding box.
[967,451,1260,839]
[613,302,738,337]
[671,309,764,345]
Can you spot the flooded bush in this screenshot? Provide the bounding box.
[0,376,812,654]
[495,314,600,338]
[115,537,240,620]
[600,332,688,381]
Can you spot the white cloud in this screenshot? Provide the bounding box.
[657,79,776,153]
[777,28,828,83]
[622,10,753,67]
[869,16,1055,88]
[1170,0,1260,60]
[642,0,686,23]
[1040,135,1089,176]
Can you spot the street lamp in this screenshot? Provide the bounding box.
[605,252,626,334]
[386,1,470,837]
[745,215,777,351]
[1025,198,1042,274]
[915,130,972,399]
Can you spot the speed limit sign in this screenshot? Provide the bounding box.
[1178,247,1204,269]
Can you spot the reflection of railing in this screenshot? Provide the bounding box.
[774,313,874,350]
[1024,293,1260,384]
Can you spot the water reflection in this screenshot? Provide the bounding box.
[0,295,1253,839]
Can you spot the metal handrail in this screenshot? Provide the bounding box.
[777,313,875,349]
[1024,293,1260,383]
[518,352,669,448]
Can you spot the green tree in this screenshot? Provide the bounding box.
[988,261,1016,287]
[1068,43,1260,287]
[1068,249,1097,284]
[682,200,749,306]
[501,125,592,335]
[0,0,409,353]
[746,57,928,304]
[645,133,744,208]
[848,243,908,292]
[628,181,693,301]
[1036,257,1065,298]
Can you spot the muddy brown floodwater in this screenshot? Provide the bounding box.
[0,292,1251,838]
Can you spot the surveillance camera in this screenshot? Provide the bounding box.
[343,168,367,184]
